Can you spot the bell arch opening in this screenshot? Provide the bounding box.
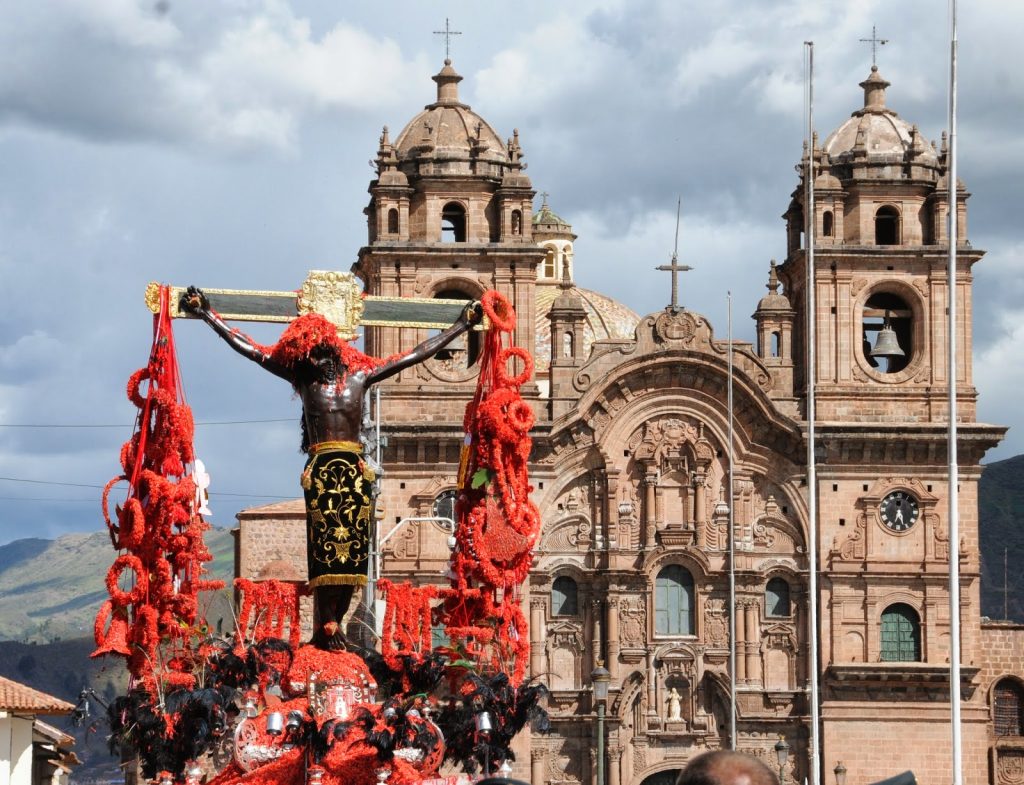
[861,290,913,374]
[441,202,467,242]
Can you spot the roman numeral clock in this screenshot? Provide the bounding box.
[879,490,920,533]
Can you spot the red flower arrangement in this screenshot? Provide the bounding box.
[235,578,308,650]
[92,285,224,696]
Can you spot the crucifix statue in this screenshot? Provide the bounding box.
[151,271,483,650]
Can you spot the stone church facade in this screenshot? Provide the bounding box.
[235,60,1023,785]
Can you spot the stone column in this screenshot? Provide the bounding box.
[607,597,620,678]
[735,600,747,682]
[530,598,546,680]
[592,598,604,669]
[531,747,546,785]
[644,471,658,548]
[693,473,707,524]
[618,743,631,785]
[605,470,619,550]
[745,600,761,685]
[608,746,622,785]
[645,651,658,725]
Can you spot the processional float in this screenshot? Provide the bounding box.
[92,270,546,785]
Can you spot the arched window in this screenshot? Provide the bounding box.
[875,205,901,245]
[655,565,694,636]
[770,331,781,358]
[543,247,557,278]
[994,679,1024,736]
[823,210,834,237]
[387,208,399,235]
[880,603,921,662]
[562,331,574,358]
[862,291,913,374]
[552,576,578,616]
[765,577,791,617]
[511,210,522,236]
[441,202,467,242]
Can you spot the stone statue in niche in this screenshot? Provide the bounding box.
[667,687,682,721]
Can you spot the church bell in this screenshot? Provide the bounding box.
[870,312,905,359]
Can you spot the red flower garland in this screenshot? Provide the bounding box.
[93,284,224,696]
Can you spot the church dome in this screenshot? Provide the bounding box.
[534,285,641,373]
[393,59,511,174]
[823,67,938,166]
[533,202,572,232]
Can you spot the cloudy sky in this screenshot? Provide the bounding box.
[0,0,1020,544]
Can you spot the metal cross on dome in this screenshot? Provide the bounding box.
[434,18,462,60]
[859,25,890,67]
[655,197,693,312]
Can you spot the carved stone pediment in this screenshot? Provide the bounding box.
[539,515,593,553]
[546,620,584,651]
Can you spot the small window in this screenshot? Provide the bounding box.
[433,489,457,524]
[387,208,399,235]
[511,210,522,236]
[875,205,900,245]
[563,331,573,358]
[765,577,791,617]
[655,565,694,636]
[543,247,557,278]
[994,679,1024,736]
[441,202,467,242]
[770,331,781,358]
[552,576,578,616]
[823,210,834,237]
[880,603,921,662]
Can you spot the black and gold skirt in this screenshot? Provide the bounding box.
[301,442,375,588]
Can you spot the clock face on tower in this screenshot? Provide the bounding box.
[879,490,920,532]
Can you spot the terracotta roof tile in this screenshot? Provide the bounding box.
[0,675,74,714]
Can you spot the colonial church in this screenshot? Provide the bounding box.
[234,59,1023,785]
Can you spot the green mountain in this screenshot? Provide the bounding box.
[980,454,1024,622]
[0,528,235,643]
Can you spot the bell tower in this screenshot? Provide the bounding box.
[354,59,544,420]
[780,66,982,423]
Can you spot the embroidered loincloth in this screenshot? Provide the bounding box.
[302,442,375,588]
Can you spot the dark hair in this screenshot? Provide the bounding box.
[677,751,779,785]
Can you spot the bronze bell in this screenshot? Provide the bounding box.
[870,315,905,359]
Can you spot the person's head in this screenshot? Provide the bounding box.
[309,342,342,381]
[676,751,779,785]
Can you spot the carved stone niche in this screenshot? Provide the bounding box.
[760,622,797,692]
[618,595,648,661]
[546,620,585,691]
[654,646,698,732]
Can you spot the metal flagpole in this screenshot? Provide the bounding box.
[947,2,963,783]
[803,40,822,785]
[727,291,737,750]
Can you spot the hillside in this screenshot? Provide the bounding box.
[0,528,235,642]
[980,454,1024,622]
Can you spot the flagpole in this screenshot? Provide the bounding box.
[947,2,962,783]
[803,40,822,785]
[727,291,737,750]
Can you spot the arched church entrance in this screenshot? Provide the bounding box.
[639,769,681,785]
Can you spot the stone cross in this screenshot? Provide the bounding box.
[859,25,889,67]
[655,197,693,312]
[146,270,476,338]
[433,18,462,60]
